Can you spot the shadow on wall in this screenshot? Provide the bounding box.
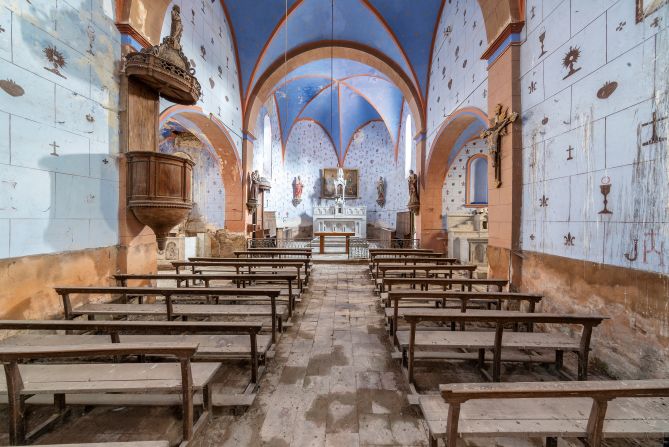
[34,154,119,256]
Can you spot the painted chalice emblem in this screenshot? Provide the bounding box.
[598,176,612,215]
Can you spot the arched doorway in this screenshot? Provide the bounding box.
[421,107,488,250]
[159,105,245,232]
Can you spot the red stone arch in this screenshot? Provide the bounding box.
[420,107,488,250]
[159,105,245,232]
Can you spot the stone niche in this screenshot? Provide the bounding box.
[447,211,488,270]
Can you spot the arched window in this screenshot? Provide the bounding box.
[466,154,488,206]
[404,114,412,177]
[262,114,272,178]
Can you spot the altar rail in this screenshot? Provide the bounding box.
[247,237,421,259]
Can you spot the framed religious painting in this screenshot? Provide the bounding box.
[321,168,359,199]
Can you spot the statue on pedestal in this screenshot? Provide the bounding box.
[407,170,419,214]
[247,170,260,212]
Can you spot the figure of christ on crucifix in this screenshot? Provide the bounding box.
[480,103,518,188]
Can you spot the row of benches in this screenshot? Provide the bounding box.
[0,249,313,446]
[368,248,668,446]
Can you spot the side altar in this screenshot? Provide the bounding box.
[313,204,367,238]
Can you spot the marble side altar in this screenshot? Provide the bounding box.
[313,204,367,238]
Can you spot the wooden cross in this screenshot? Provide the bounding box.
[481,104,518,188]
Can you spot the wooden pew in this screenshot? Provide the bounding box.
[377,263,477,280]
[368,248,434,259]
[114,272,299,311]
[0,320,266,386]
[55,287,284,343]
[385,291,543,337]
[420,379,669,447]
[235,250,312,260]
[173,260,308,288]
[399,309,607,383]
[379,277,508,294]
[190,256,311,275]
[369,256,458,278]
[0,343,217,446]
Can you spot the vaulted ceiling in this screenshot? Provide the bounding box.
[269,59,404,164]
[223,0,443,105]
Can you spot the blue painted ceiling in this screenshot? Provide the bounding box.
[223,0,443,103]
[270,59,404,165]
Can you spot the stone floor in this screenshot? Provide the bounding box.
[0,263,661,446]
[194,263,429,446]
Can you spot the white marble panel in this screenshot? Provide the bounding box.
[54,174,117,220]
[544,118,606,181]
[521,90,572,144]
[9,218,90,258]
[569,171,607,223]
[0,6,11,61]
[89,140,119,181]
[544,176,571,222]
[0,164,54,219]
[0,111,9,164]
[11,15,91,98]
[3,0,57,34]
[606,0,667,62]
[521,0,570,76]
[0,61,56,124]
[11,115,91,177]
[604,222,668,275]
[87,217,118,248]
[522,181,546,223]
[571,40,654,124]
[605,99,667,168]
[0,218,8,258]
[571,0,615,35]
[543,14,607,98]
[521,216,545,253]
[521,65,545,110]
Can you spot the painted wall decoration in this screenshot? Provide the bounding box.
[426,0,488,154]
[159,0,243,157]
[159,131,226,229]
[0,0,121,259]
[520,0,669,275]
[442,139,487,219]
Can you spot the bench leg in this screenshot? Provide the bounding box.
[4,363,26,445]
[555,350,564,372]
[429,433,438,447]
[546,437,558,447]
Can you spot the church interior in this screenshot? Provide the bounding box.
[0,0,667,445]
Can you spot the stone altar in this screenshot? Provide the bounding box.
[313,204,367,238]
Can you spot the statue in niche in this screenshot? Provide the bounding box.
[292,176,304,206]
[169,5,184,50]
[407,170,420,213]
[376,176,386,207]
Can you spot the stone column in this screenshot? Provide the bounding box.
[481,25,523,287]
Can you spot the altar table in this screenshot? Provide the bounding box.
[313,231,355,255]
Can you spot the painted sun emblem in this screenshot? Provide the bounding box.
[562,46,582,80]
[43,45,67,78]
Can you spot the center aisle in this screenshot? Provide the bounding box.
[197,263,429,446]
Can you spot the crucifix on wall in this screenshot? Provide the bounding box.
[480,103,518,188]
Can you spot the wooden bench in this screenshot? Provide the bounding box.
[0,343,218,446]
[0,320,267,386]
[173,260,308,288]
[376,264,476,284]
[385,291,543,336]
[55,287,284,343]
[190,256,311,275]
[399,309,607,383]
[369,257,458,278]
[114,273,299,311]
[420,379,669,447]
[379,277,508,294]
